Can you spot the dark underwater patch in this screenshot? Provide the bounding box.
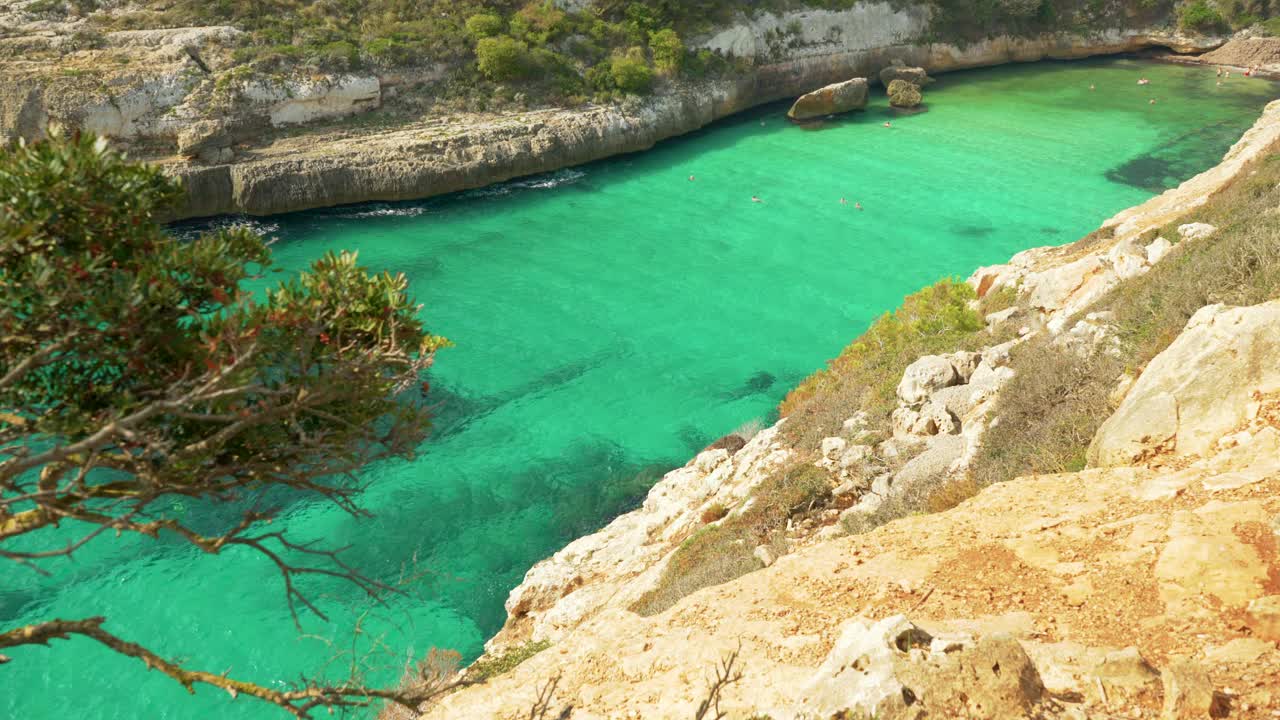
[1106,154,1180,193]
[954,223,995,238]
[720,371,776,401]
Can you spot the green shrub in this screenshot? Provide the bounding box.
[467,640,551,682]
[476,35,533,81]
[610,47,654,94]
[364,37,418,67]
[779,279,991,451]
[512,0,567,45]
[307,40,360,70]
[465,12,505,39]
[686,48,730,79]
[648,28,684,74]
[1179,0,1228,31]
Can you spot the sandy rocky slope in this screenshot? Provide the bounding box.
[409,101,1280,719]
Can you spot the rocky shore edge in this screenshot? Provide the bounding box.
[402,95,1280,719]
[167,24,1217,220]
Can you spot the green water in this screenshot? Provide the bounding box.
[3,58,1275,719]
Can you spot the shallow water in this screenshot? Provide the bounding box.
[3,58,1275,719]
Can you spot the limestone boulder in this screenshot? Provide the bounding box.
[880,61,934,87]
[887,78,922,108]
[1146,236,1173,265]
[787,77,869,120]
[1090,301,1280,466]
[1177,222,1217,242]
[177,120,233,164]
[805,616,1045,719]
[896,355,961,406]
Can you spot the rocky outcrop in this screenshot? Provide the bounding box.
[420,368,1280,718]
[887,78,923,107]
[493,424,792,650]
[1089,300,1280,466]
[880,61,934,86]
[786,77,868,120]
[1196,35,1280,72]
[239,75,381,127]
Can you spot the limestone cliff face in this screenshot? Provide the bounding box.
[0,2,1220,219]
[406,99,1280,720]
[162,19,1216,219]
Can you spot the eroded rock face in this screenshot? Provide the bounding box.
[489,424,792,652]
[887,78,923,108]
[1090,300,1280,466]
[787,77,869,120]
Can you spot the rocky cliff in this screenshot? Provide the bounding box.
[0,2,1220,219]
[398,99,1280,719]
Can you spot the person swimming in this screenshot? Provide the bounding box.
[1137,78,1150,85]
[840,197,848,205]
[1216,67,1223,77]
[751,195,763,203]
[688,175,695,181]
[883,121,892,128]
[1149,98,1157,104]
[1089,84,1095,90]
[855,201,863,210]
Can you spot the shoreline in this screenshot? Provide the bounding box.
[166,27,1220,220]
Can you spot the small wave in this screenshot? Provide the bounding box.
[168,216,281,240]
[467,168,587,199]
[342,205,428,219]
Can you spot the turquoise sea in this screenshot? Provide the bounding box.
[2,58,1275,719]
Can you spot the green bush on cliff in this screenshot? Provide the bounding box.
[649,28,685,74]
[610,48,656,94]
[1178,0,1228,31]
[779,279,993,452]
[476,35,535,81]
[465,12,505,39]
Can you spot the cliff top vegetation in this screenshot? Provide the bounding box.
[12,0,1271,111]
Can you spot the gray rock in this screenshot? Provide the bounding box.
[897,355,961,406]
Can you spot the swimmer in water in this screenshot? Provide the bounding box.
[688,175,695,181]
[1089,83,1095,90]
[1216,67,1223,77]
[855,201,863,210]
[840,197,848,206]
[1149,98,1157,104]
[752,195,763,203]
[883,121,892,128]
